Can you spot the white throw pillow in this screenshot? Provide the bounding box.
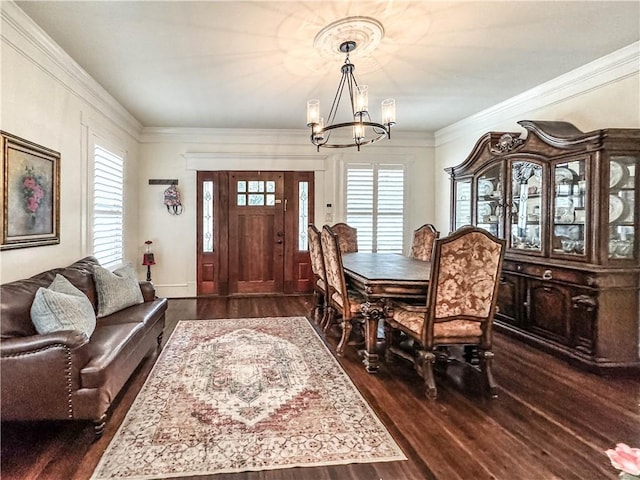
[31,274,97,337]
[94,263,144,318]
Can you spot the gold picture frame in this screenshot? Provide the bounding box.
[1,131,60,250]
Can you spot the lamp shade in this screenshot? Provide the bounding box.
[142,253,155,266]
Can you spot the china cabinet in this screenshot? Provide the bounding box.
[446,120,640,373]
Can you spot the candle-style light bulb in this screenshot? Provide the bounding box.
[381,98,396,125]
[355,85,368,114]
[307,99,320,126]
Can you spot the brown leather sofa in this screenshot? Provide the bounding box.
[0,256,168,437]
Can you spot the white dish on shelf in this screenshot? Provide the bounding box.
[609,160,629,189]
[567,225,582,241]
[609,195,626,223]
[477,202,492,217]
[477,179,493,197]
[555,166,578,185]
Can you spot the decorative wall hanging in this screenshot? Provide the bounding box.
[1,131,60,250]
[163,183,183,215]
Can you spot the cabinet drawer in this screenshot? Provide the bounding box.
[504,261,591,285]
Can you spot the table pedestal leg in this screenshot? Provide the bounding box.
[361,302,382,373]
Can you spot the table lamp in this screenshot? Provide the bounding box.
[142,240,155,282]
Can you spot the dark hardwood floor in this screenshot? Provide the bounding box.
[2,295,638,479]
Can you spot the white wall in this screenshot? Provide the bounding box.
[0,2,142,283]
[433,42,640,233]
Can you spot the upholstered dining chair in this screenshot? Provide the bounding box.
[410,224,440,261]
[307,224,328,326]
[385,226,506,399]
[321,224,366,355]
[330,222,358,254]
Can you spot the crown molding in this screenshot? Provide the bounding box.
[1,1,142,139]
[435,41,640,147]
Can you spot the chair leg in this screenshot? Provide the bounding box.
[310,291,322,323]
[336,318,353,356]
[383,323,400,364]
[417,350,438,400]
[322,306,334,332]
[318,302,328,329]
[479,349,498,398]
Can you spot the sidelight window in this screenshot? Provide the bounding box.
[203,180,214,252]
[298,181,309,250]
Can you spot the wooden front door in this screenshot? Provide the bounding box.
[196,171,314,296]
[229,172,285,294]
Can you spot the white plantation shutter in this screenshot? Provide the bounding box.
[376,167,404,252]
[345,163,404,253]
[93,145,124,268]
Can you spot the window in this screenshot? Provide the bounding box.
[202,180,214,252]
[298,180,309,250]
[345,163,404,253]
[92,145,124,268]
[236,180,276,206]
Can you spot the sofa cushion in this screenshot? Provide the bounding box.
[30,274,96,337]
[1,256,100,339]
[94,263,144,318]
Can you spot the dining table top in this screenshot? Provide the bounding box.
[341,252,431,300]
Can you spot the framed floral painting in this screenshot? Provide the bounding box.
[1,132,60,250]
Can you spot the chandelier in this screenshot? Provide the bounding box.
[306,40,396,151]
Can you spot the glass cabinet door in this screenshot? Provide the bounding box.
[552,159,587,257]
[510,161,543,252]
[608,155,637,260]
[454,179,472,230]
[475,165,502,237]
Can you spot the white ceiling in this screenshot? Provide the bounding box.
[15,1,640,132]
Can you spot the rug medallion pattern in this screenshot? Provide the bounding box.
[91,317,406,479]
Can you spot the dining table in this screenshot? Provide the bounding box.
[341,252,431,373]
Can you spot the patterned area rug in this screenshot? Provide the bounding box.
[91,317,406,479]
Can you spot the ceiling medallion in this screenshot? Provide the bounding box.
[313,16,384,61]
[306,18,395,151]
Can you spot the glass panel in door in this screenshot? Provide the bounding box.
[608,155,637,260]
[552,159,586,257]
[476,165,501,237]
[510,162,543,252]
[454,179,472,230]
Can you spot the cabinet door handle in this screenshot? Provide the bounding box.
[542,270,553,280]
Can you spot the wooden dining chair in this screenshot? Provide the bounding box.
[307,224,328,326]
[410,224,439,261]
[330,222,358,254]
[321,224,365,355]
[385,226,506,399]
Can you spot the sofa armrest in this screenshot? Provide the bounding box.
[138,281,156,302]
[1,330,89,356]
[1,331,92,421]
